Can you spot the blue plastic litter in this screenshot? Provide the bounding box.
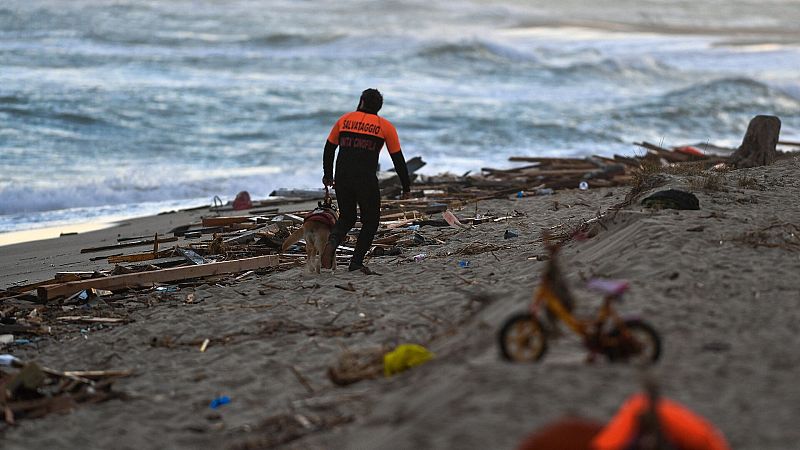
[209,395,231,409]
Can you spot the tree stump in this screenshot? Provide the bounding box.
[729,115,781,168]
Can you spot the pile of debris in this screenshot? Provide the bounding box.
[0,355,130,428]
[0,139,781,307]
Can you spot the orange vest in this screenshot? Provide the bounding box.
[327,111,401,155]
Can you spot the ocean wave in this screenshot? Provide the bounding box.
[0,95,25,105]
[415,40,537,64]
[412,39,677,83]
[0,105,110,127]
[550,56,676,82]
[658,77,800,114]
[80,29,346,49]
[244,32,345,47]
[605,77,800,141]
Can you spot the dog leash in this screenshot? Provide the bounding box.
[323,185,332,208]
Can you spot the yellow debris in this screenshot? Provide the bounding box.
[383,344,434,377]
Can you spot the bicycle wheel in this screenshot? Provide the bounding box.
[607,319,661,364]
[498,313,548,362]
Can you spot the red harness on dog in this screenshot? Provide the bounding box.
[305,207,337,227]
[305,187,338,227]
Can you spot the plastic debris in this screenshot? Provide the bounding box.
[413,253,426,262]
[209,395,231,409]
[535,188,554,196]
[442,210,470,229]
[232,191,253,210]
[0,354,22,367]
[458,260,471,268]
[504,230,519,239]
[383,344,434,377]
[155,286,179,293]
[579,181,589,190]
[517,191,524,198]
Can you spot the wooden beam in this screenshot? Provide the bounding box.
[80,237,178,254]
[508,156,589,164]
[107,249,173,263]
[62,369,134,379]
[37,255,279,301]
[201,216,256,227]
[223,225,268,245]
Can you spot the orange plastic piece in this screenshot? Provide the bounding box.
[592,394,730,450]
[675,145,705,156]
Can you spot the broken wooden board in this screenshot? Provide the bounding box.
[55,316,127,324]
[79,237,178,254]
[37,255,279,301]
[117,234,169,243]
[0,324,50,335]
[201,216,258,227]
[55,272,100,282]
[107,249,174,263]
[223,226,268,245]
[62,369,134,379]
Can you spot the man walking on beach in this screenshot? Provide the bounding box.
[321,88,411,274]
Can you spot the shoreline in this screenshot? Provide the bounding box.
[0,219,119,248]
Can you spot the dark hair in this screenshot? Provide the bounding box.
[359,88,383,114]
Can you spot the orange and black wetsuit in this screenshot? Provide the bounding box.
[323,109,410,270]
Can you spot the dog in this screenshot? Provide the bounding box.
[281,199,338,274]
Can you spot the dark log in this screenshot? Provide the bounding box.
[730,115,781,168]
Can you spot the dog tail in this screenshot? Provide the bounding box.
[280,226,305,252]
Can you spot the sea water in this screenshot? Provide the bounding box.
[1,0,799,233]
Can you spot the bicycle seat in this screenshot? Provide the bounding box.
[586,279,629,297]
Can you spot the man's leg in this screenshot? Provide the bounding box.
[322,181,357,269]
[349,178,381,270]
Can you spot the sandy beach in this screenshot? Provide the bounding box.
[0,155,798,449]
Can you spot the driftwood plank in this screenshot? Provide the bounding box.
[223,226,268,245]
[56,316,126,324]
[37,255,279,301]
[107,249,173,263]
[55,272,98,282]
[508,156,590,164]
[80,237,178,254]
[62,369,134,379]
[201,216,256,227]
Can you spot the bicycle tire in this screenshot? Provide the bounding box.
[498,313,548,362]
[607,319,662,364]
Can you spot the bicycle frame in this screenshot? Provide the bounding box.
[530,276,623,341]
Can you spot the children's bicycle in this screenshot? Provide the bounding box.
[498,246,661,364]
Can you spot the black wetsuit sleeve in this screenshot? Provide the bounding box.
[390,150,411,193]
[323,140,337,179]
